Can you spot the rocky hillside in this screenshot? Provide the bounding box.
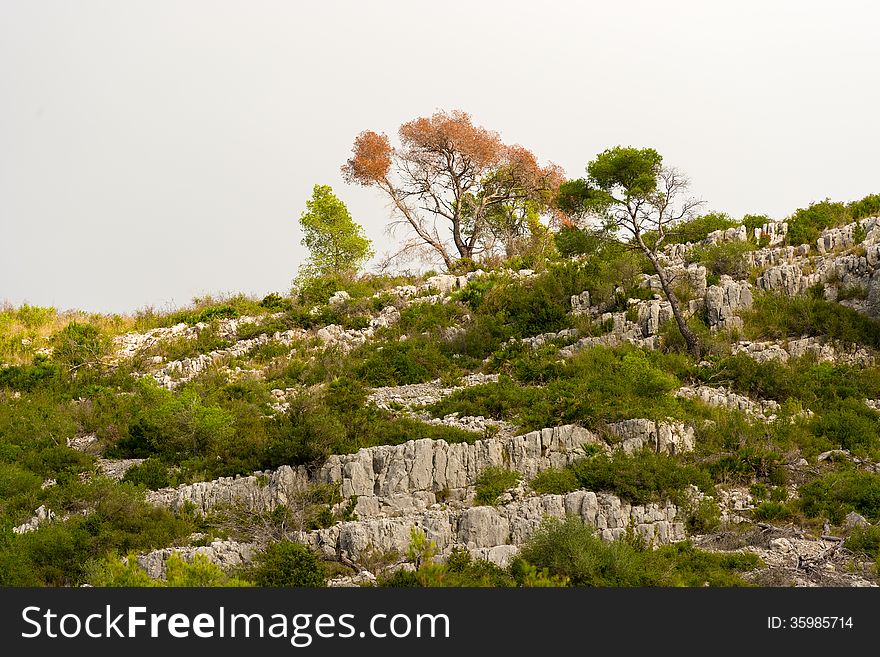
[4,208,880,587]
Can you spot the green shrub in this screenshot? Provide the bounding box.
[530,467,580,495]
[787,200,850,246]
[0,482,192,586]
[742,214,771,237]
[50,322,108,374]
[752,501,792,521]
[474,467,521,505]
[121,457,174,490]
[798,469,880,524]
[259,292,291,312]
[844,525,880,558]
[810,398,880,455]
[687,240,751,279]
[432,346,686,431]
[837,284,868,301]
[0,355,59,391]
[742,293,880,349]
[848,193,880,220]
[554,227,601,257]
[685,498,722,534]
[517,516,760,587]
[155,322,232,362]
[250,540,326,587]
[567,450,713,504]
[353,337,460,386]
[668,212,739,245]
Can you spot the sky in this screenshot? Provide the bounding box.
[2,0,879,314]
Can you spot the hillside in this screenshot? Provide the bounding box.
[4,204,880,587]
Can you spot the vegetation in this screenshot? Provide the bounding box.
[558,146,705,358]
[3,129,880,588]
[248,540,327,587]
[518,516,760,586]
[474,467,521,505]
[296,184,374,283]
[342,110,562,267]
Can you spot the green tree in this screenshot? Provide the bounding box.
[297,184,373,281]
[557,147,704,358]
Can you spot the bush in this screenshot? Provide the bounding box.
[844,525,880,558]
[798,469,880,524]
[687,240,751,279]
[567,450,713,504]
[554,227,601,257]
[742,293,880,349]
[353,337,460,386]
[848,193,880,220]
[752,501,792,522]
[87,552,252,587]
[517,516,760,587]
[742,214,771,238]
[0,355,58,392]
[431,346,686,431]
[668,212,739,245]
[787,200,850,246]
[0,482,192,586]
[250,540,326,587]
[530,467,580,495]
[685,498,722,534]
[121,457,174,490]
[50,322,108,374]
[474,467,521,505]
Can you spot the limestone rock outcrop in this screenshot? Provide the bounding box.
[705,276,753,331]
[148,422,694,517]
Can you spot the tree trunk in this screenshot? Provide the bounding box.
[644,249,702,360]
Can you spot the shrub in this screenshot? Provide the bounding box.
[837,284,868,301]
[250,540,326,587]
[798,469,880,524]
[259,292,290,312]
[0,482,192,586]
[742,293,880,349]
[810,398,880,456]
[474,467,521,506]
[50,322,108,374]
[787,200,850,246]
[121,457,174,490]
[353,337,460,386]
[668,212,739,245]
[554,227,601,257]
[87,552,252,587]
[848,193,880,220]
[685,498,722,534]
[432,346,686,431]
[0,355,58,392]
[567,450,713,504]
[687,240,751,279]
[752,501,792,521]
[844,525,880,558]
[742,214,771,237]
[517,515,760,587]
[530,467,580,495]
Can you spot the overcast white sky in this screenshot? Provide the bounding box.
[2,1,879,314]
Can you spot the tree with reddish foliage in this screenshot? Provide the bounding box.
[342,110,563,269]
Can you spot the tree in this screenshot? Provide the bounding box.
[557,146,704,359]
[297,184,373,280]
[341,110,563,269]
